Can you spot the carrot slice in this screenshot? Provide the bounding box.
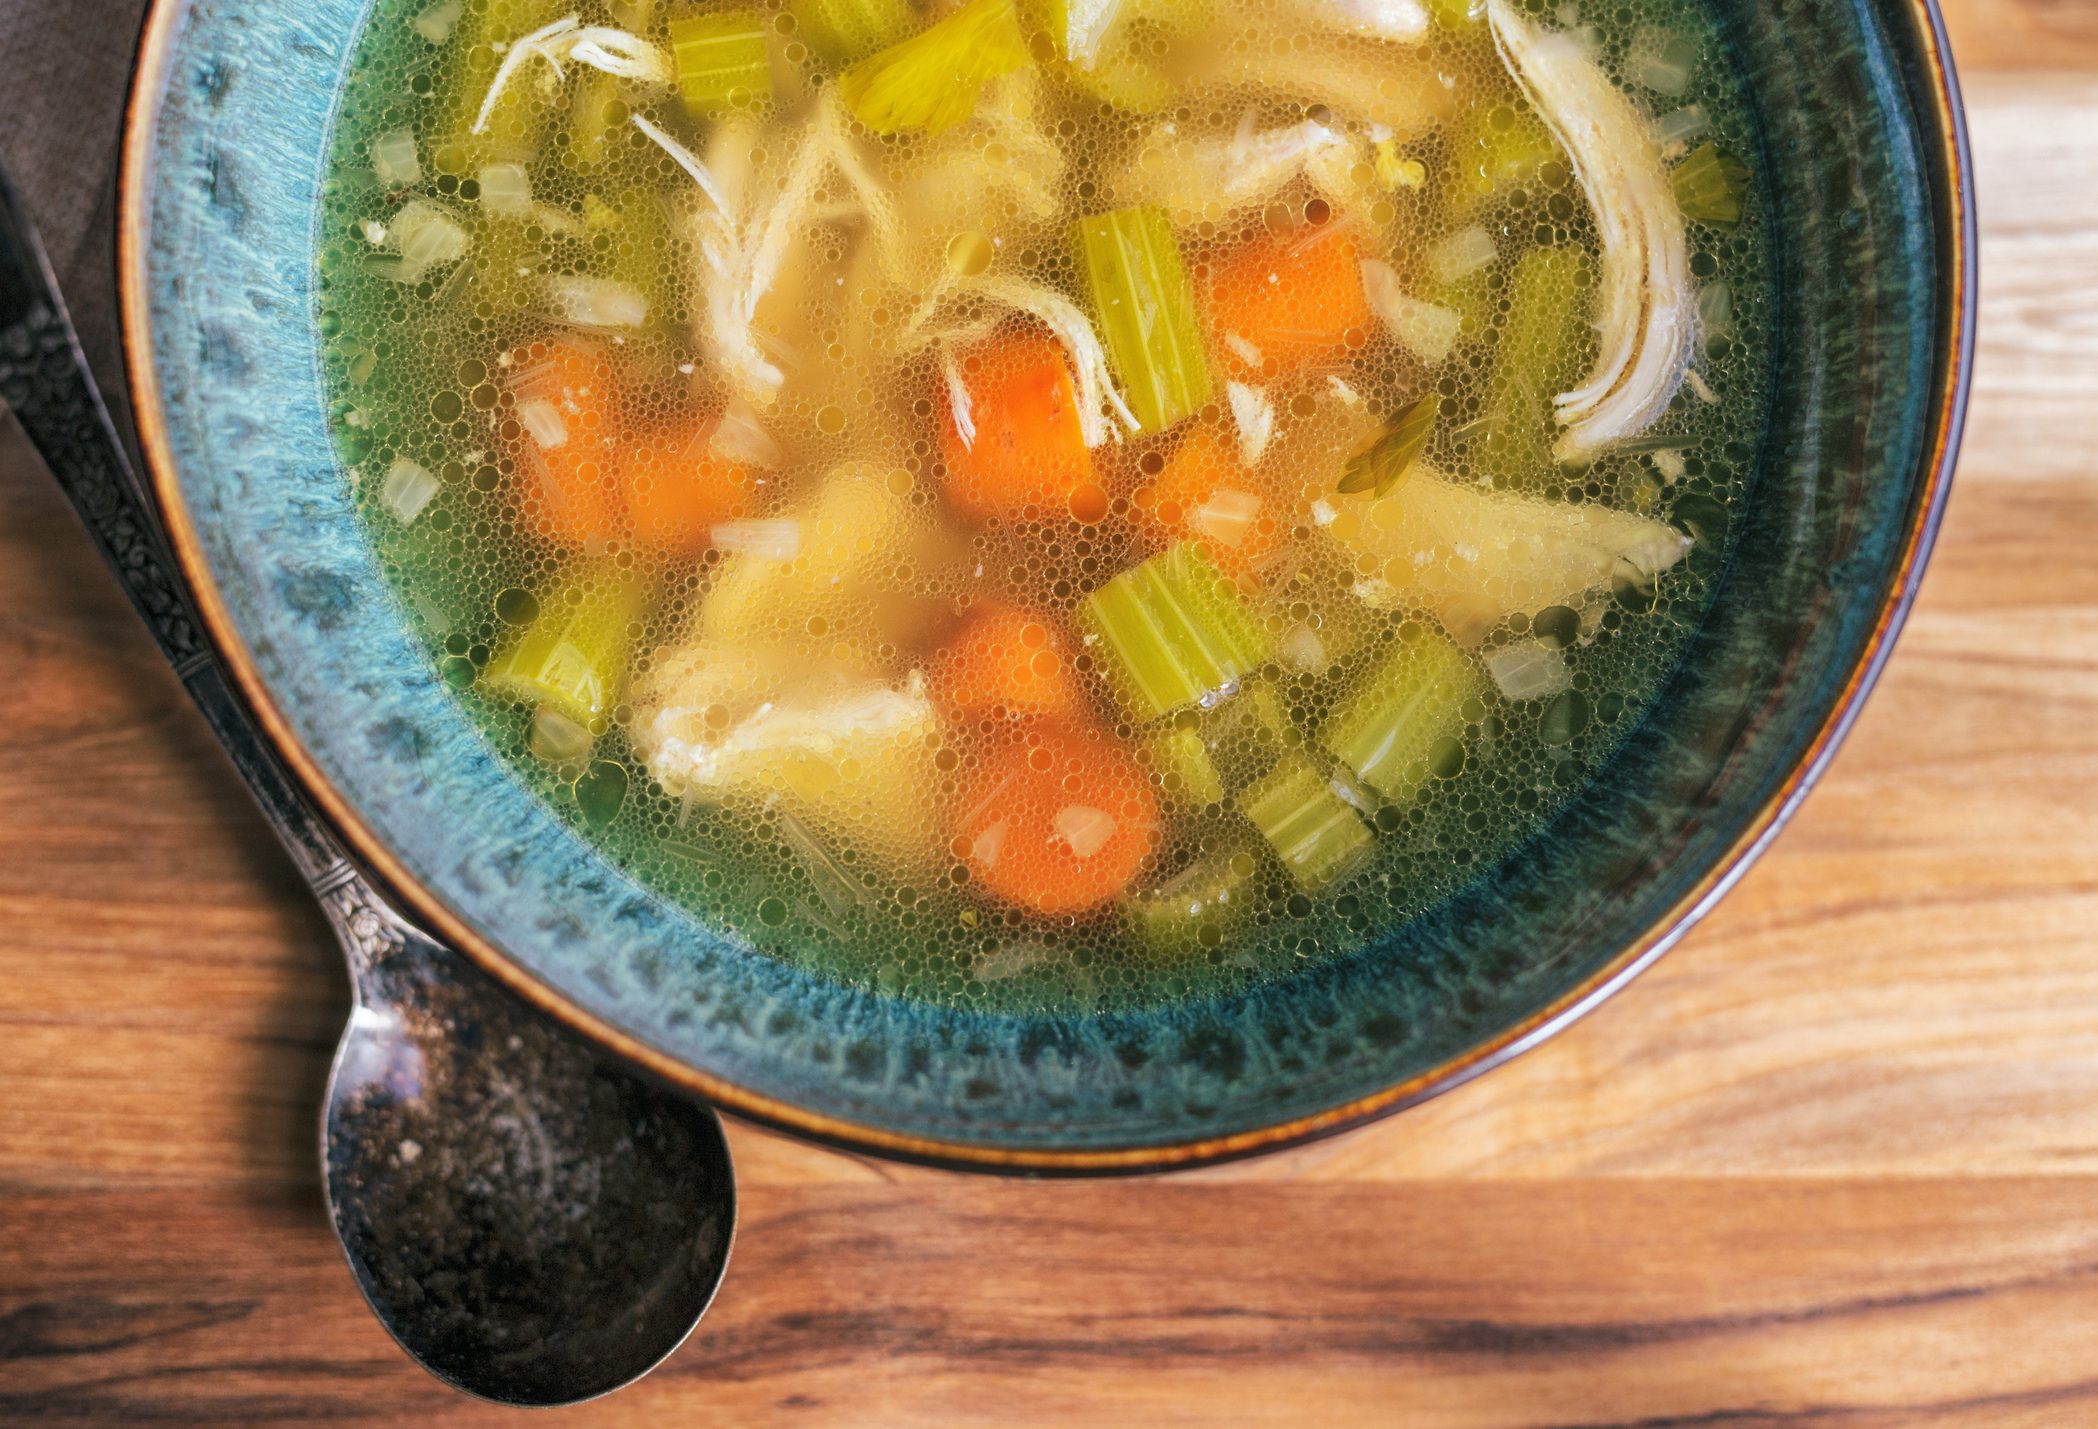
[508,338,628,547]
[957,719,1159,915]
[1205,225,1371,377]
[1135,425,1284,582]
[940,332,1096,522]
[930,602,1082,718]
[624,425,753,555]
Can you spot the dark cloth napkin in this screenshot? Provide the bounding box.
[0,0,156,426]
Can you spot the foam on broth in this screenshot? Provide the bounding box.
[318,0,1773,1012]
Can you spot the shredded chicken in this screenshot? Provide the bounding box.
[1118,110,1368,223]
[637,100,860,405]
[942,349,978,453]
[1487,0,1697,461]
[472,16,668,135]
[1331,465,1691,637]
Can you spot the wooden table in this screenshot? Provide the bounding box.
[3,3,2094,1422]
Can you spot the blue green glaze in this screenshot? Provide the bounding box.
[130,0,1968,1162]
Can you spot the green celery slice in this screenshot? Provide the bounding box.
[1074,205,1212,434]
[794,0,915,64]
[1130,845,1258,949]
[1078,543,1272,721]
[1240,755,1373,891]
[480,563,645,726]
[669,11,775,114]
[1671,142,1750,226]
[1321,626,1481,800]
[839,0,1031,135]
[1481,246,1593,487]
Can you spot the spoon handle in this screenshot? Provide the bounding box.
[0,166,350,882]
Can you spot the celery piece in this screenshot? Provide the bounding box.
[1322,626,1481,800]
[669,11,775,114]
[839,0,1031,135]
[1671,143,1750,226]
[794,0,915,65]
[1074,205,1212,434]
[1078,543,1272,721]
[1153,721,1225,807]
[480,565,644,727]
[1240,755,1373,891]
[1481,246,1592,487]
[1130,845,1257,949]
[1336,393,1439,499]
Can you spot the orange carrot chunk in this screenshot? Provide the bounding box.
[624,424,753,556]
[508,338,628,547]
[930,602,1082,718]
[957,720,1159,915]
[1205,225,1371,377]
[941,332,1096,522]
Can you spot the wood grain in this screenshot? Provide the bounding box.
[2,21,2095,1428]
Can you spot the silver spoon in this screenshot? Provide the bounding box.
[0,159,735,1406]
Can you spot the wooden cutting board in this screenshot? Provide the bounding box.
[4,3,2095,1422]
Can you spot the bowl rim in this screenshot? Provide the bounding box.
[116,0,1977,1175]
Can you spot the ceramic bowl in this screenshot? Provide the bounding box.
[119,0,1974,1171]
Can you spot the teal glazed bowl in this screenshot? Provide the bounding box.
[119,0,1974,1171]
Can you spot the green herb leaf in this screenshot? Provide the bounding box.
[1337,393,1440,498]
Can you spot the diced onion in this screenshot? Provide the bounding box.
[1629,27,1698,98]
[1225,381,1275,467]
[392,200,469,277]
[970,818,1009,869]
[1189,488,1262,549]
[1429,224,1497,284]
[1698,279,1733,338]
[370,129,421,188]
[1223,332,1264,370]
[709,396,785,468]
[528,705,595,764]
[1280,621,1330,673]
[516,398,570,450]
[1654,103,1711,149]
[379,457,440,525]
[710,519,802,559]
[1487,638,1574,701]
[1052,804,1117,860]
[1361,259,1463,365]
[476,162,533,216]
[549,275,650,329]
[413,0,462,44]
